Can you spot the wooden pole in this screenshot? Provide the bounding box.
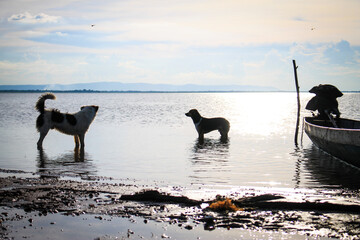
[293,60,300,146]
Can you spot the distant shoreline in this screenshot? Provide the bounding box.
[0,89,282,93]
[0,90,359,93]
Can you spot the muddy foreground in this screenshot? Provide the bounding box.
[1,171,360,239]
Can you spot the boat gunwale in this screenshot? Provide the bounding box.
[304,117,360,132]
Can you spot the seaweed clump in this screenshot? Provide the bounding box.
[209,199,243,212]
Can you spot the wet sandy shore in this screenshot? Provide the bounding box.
[1,170,360,239]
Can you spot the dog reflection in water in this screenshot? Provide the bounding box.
[185,109,230,144]
[35,93,99,150]
[37,148,96,179]
[38,147,85,167]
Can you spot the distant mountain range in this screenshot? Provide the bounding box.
[0,82,279,92]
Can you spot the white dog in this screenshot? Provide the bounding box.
[35,93,99,150]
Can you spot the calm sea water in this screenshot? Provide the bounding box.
[0,92,360,193]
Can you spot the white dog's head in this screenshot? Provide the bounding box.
[80,105,99,122]
[81,105,99,113]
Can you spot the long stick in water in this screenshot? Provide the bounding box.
[293,60,301,146]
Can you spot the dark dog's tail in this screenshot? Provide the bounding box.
[35,93,56,114]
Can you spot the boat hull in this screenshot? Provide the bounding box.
[304,117,360,168]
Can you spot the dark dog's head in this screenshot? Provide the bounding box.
[185,109,200,118]
[185,109,202,123]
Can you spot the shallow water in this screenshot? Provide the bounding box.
[2,207,327,240]
[0,92,360,192]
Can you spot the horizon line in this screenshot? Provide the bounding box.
[1,89,359,93]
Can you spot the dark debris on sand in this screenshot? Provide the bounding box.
[1,175,360,239]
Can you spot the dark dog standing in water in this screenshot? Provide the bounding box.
[35,93,99,150]
[185,109,230,143]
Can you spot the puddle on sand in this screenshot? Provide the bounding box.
[1,207,335,240]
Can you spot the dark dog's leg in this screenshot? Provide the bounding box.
[37,129,49,150]
[198,132,204,144]
[220,132,228,142]
[219,127,229,142]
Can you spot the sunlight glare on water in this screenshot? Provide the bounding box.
[0,92,360,191]
[221,93,296,136]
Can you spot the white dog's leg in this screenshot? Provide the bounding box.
[74,135,80,149]
[37,129,49,150]
[79,134,85,149]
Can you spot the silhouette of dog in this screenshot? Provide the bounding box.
[35,93,99,150]
[185,109,230,143]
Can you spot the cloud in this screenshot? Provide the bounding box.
[8,12,60,24]
[287,41,360,90]
[174,71,235,85]
[290,40,360,66]
[118,61,137,70]
[292,17,307,22]
[55,32,68,37]
[0,59,80,84]
[323,40,358,65]
[0,0,359,90]
[2,0,360,52]
[87,0,360,46]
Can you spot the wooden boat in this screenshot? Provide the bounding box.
[304,117,360,168]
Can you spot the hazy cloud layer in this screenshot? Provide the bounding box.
[0,0,359,90]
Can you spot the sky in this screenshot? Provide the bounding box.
[0,0,359,91]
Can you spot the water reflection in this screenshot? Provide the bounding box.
[189,138,230,184]
[37,149,97,179]
[298,145,360,189]
[291,147,303,189]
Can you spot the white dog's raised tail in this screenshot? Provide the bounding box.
[35,93,56,114]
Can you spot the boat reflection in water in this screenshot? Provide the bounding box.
[297,145,360,189]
